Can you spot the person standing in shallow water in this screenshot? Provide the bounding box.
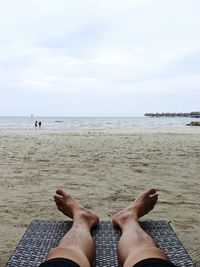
[38,121,41,128]
[35,121,38,128]
[38,188,177,267]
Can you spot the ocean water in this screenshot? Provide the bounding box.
[0,116,199,131]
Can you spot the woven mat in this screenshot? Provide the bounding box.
[6,220,195,267]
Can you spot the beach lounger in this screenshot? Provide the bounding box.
[6,220,195,267]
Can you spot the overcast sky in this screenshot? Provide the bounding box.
[0,0,200,116]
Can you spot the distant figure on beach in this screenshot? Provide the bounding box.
[38,121,42,128]
[35,121,38,128]
[38,188,177,267]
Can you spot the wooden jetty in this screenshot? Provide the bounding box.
[144,112,200,118]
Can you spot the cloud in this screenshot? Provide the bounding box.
[0,0,200,115]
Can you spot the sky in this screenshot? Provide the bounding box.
[0,0,200,116]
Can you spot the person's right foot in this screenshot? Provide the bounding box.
[54,189,99,229]
[112,188,158,229]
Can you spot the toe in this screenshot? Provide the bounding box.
[56,189,71,200]
[143,188,157,198]
[147,188,157,195]
[138,188,156,200]
[150,194,158,206]
[56,189,66,196]
[54,196,63,206]
[54,195,62,201]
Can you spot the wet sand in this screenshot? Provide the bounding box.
[0,130,200,266]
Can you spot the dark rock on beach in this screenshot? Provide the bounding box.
[186,121,200,126]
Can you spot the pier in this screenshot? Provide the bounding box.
[144,112,200,118]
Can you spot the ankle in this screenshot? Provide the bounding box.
[112,210,139,230]
[73,211,99,229]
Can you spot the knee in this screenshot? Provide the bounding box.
[46,247,91,267]
[124,246,169,267]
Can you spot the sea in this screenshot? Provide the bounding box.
[0,116,199,131]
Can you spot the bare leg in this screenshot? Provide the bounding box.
[44,189,99,267]
[112,188,169,267]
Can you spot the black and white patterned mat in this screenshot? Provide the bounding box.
[6,220,195,267]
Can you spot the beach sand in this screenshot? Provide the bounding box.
[0,130,200,266]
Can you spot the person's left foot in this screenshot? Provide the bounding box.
[54,189,99,229]
[112,188,158,229]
